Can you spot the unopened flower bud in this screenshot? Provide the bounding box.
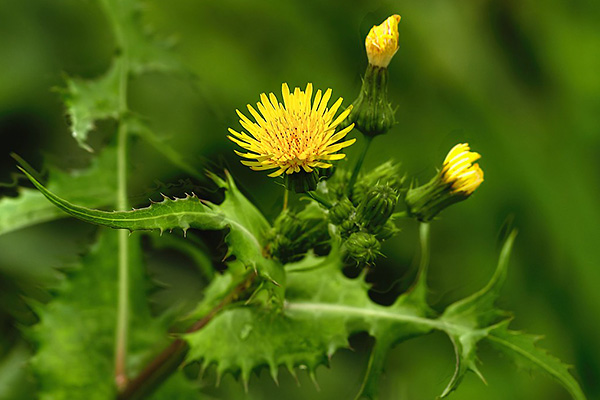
[357,185,398,230]
[329,198,356,225]
[345,232,381,265]
[339,219,359,239]
[342,15,401,138]
[374,220,400,241]
[366,14,401,68]
[405,143,484,222]
[353,161,403,205]
[273,209,303,238]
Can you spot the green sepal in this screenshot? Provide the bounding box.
[283,170,319,193]
[404,174,469,222]
[343,64,396,137]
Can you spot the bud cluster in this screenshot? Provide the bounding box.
[266,208,329,264]
[326,164,402,265]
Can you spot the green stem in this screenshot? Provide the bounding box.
[114,28,130,390]
[117,273,256,400]
[347,136,373,197]
[283,188,289,211]
[412,222,430,301]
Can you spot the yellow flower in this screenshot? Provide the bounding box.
[366,15,401,68]
[440,143,484,195]
[228,83,356,178]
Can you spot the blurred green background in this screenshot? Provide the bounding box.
[1,0,599,399]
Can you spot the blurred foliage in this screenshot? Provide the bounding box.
[1,0,599,399]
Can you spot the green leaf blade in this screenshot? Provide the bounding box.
[486,321,587,400]
[185,250,434,391]
[62,62,121,152]
[1,148,117,236]
[436,230,518,397]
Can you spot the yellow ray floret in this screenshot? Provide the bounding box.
[441,143,484,195]
[228,83,356,177]
[366,14,401,68]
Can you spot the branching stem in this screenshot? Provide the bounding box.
[117,273,256,400]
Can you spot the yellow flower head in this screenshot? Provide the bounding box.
[440,143,484,195]
[366,14,401,68]
[228,83,356,178]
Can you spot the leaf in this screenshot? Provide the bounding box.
[0,147,117,236]
[434,230,586,400]
[149,370,203,400]
[61,61,121,152]
[436,230,517,397]
[29,229,173,399]
[20,167,284,295]
[356,222,436,400]
[486,320,586,400]
[185,247,434,389]
[0,342,35,400]
[101,0,182,75]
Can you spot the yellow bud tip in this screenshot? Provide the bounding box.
[441,143,484,195]
[366,14,401,68]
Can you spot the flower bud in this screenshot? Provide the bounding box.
[374,220,400,241]
[357,184,398,230]
[353,161,403,205]
[344,64,395,137]
[329,198,356,225]
[405,143,484,222]
[366,14,401,68]
[345,232,381,265]
[342,15,401,138]
[273,209,303,238]
[339,219,359,239]
[268,209,330,263]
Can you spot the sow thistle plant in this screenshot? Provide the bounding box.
[8,5,587,400]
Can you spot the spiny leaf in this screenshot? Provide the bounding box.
[61,61,121,152]
[28,230,172,399]
[101,0,182,75]
[356,222,436,400]
[0,342,35,400]
[62,0,183,152]
[185,248,434,390]
[19,166,223,232]
[0,147,117,236]
[21,166,284,296]
[149,370,203,400]
[437,230,517,397]
[486,320,586,400]
[435,230,586,400]
[442,230,517,328]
